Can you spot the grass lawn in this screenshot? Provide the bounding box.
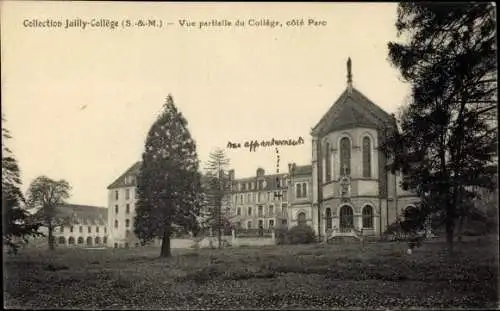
[3,237,498,309]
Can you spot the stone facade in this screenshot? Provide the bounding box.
[309,59,420,238]
[227,165,314,231]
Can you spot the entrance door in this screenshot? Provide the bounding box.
[339,205,354,232]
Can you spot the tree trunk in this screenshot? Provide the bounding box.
[445,214,455,254]
[160,226,171,258]
[457,215,464,243]
[48,223,55,251]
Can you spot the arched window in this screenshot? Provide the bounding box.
[340,137,351,176]
[297,212,307,227]
[125,219,130,228]
[114,220,119,228]
[325,142,332,181]
[68,237,75,245]
[95,237,101,245]
[86,236,93,245]
[362,136,372,178]
[296,183,301,198]
[325,208,332,230]
[362,205,374,228]
[77,237,84,244]
[103,237,107,245]
[302,183,307,197]
[58,237,66,245]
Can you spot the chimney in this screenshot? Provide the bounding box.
[256,167,265,177]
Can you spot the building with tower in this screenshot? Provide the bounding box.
[309,58,419,239]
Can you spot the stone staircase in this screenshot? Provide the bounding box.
[325,227,364,244]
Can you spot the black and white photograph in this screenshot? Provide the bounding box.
[2,2,498,309]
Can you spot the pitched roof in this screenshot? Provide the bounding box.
[107,161,142,189]
[58,204,107,225]
[293,164,312,176]
[311,87,395,136]
[30,203,107,226]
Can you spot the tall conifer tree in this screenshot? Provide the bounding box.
[134,95,203,257]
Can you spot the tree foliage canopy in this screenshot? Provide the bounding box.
[26,176,71,250]
[134,95,203,255]
[384,3,497,251]
[2,115,43,253]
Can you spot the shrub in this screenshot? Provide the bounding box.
[284,225,316,245]
[274,227,289,245]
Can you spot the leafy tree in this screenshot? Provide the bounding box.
[384,3,497,253]
[202,148,232,248]
[134,94,203,257]
[26,176,71,250]
[2,115,42,253]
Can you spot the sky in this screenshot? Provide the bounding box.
[2,2,411,207]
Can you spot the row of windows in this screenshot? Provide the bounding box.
[115,204,132,214]
[236,213,308,229]
[324,136,372,181]
[114,188,138,201]
[58,236,108,245]
[324,205,374,229]
[236,204,288,217]
[60,226,107,234]
[237,218,285,229]
[238,179,285,192]
[114,219,131,228]
[235,190,288,204]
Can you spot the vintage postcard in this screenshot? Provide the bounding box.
[2,1,498,310]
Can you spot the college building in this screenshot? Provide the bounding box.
[309,58,419,239]
[225,164,313,231]
[104,57,420,246]
[28,204,108,248]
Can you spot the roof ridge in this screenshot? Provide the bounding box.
[107,161,142,189]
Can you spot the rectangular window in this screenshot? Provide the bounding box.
[104,227,107,233]
[126,204,130,214]
[247,221,252,229]
[115,190,119,200]
[283,190,287,201]
[258,206,263,217]
[282,219,288,225]
[258,192,262,202]
[268,205,274,216]
[135,189,139,199]
[248,207,252,216]
[269,219,275,228]
[267,192,271,201]
[125,189,130,200]
[240,194,243,204]
[60,226,64,233]
[70,226,74,233]
[88,226,91,233]
[96,226,99,233]
[79,226,83,233]
[115,205,119,214]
